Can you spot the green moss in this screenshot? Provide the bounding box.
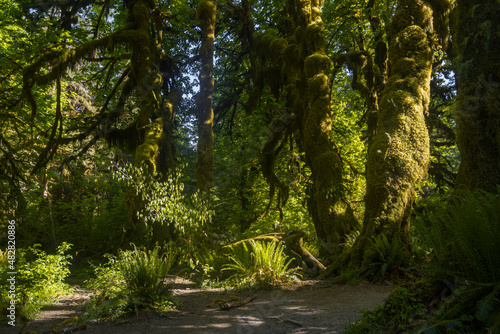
[132,2,149,22]
[135,118,164,174]
[390,26,432,61]
[311,6,322,21]
[304,53,332,78]
[307,74,329,98]
[304,21,325,52]
[253,33,287,62]
[388,0,433,38]
[270,38,287,56]
[196,0,216,20]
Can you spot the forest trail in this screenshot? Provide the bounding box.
[17,280,393,334]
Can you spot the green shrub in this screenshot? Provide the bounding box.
[416,187,500,333]
[0,242,73,322]
[223,240,300,288]
[84,244,175,320]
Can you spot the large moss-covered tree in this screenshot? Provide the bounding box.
[287,0,359,256]
[327,0,434,274]
[224,0,359,256]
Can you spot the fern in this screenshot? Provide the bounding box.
[363,233,403,282]
[118,244,175,302]
[476,285,500,321]
[417,187,500,332]
[84,244,176,320]
[223,240,300,287]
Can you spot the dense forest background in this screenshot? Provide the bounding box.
[0,0,499,332]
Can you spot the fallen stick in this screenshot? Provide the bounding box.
[219,296,257,310]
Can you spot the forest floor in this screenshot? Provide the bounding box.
[16,279,393,334]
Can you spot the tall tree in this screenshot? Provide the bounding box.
[453,0,500,193]
[329,0,434,272]
[287,0,359,256]
[13,0,183,239]
[196,0,217,194]
[233,0,359,255]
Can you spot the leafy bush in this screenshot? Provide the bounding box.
[10,162,131,259]
[0,242,73,322]
[223,240,300,288]
[415,187,500,333]
[84,244,175,320]
[114,163,213,260]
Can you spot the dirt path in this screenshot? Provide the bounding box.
[13,280,393,334]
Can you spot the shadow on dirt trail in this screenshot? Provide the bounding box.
[17,280,393,334]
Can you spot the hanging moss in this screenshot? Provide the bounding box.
[253,33,287,63]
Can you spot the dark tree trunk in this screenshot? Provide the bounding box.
[453,0,500,193]
[196,0,217,194]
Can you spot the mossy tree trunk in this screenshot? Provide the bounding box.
[125,0,180,243]
[453,0,500,193]
[196,0,216,194]
[228,0,358,255]
[290,0,358,257]
[329,0,434,273]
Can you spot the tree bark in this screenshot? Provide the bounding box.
[196,0,217,194]
[453,0,500,193]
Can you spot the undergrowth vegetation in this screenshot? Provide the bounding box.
[0,242,73,323]
[84,244,176,320]
[223,240,300,288]
[346,188,500,333]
